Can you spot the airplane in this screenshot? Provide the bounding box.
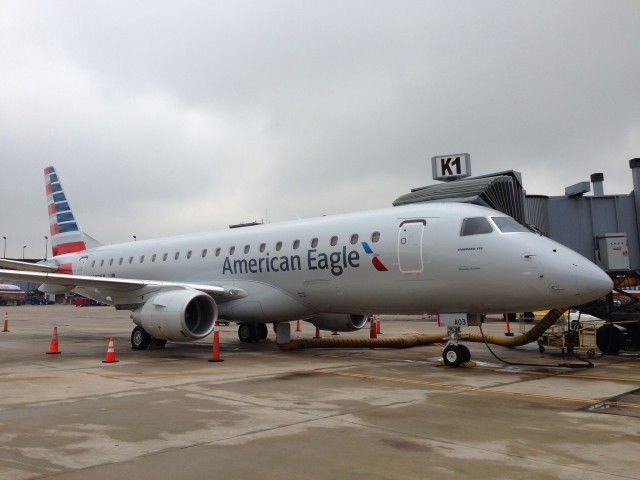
[0,166,613,366]
[0,283,26,305]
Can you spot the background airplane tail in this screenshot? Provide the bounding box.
[44,166,94,256]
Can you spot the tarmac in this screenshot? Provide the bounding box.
[1,305,639,480]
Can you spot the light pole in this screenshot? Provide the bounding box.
[22,245,26,260]
[2,236,5,258]
[44,236,48,260]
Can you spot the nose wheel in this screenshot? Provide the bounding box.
[441,327,472,368]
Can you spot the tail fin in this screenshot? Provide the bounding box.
[44,166,89,256]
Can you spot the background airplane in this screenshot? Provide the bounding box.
[0,283,26,305]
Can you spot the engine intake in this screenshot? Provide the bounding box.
[132,289,217,341]
[309,313,368,332]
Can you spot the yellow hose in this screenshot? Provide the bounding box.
[278,333,446,351]
[464,308,567,347]
[279,308,569,351]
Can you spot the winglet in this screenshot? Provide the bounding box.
[44,166,88,256]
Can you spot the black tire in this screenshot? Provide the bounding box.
[150,337,167,348]
[131,326,151,350]
[538,344,545,353]
[596,323,623,354]
[256,323,268,340]
[443,345,463,368]
[458,344,471,363]
[238,323,256,343]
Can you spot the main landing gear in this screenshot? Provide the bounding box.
[131,326,167,350]
[237,323,268,343]
[442,326,471,367]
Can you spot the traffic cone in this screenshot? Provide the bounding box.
[314,327,321,339]
[208,321,224,362]
[46,326,61,354]
[369,316,377,339]
[295,319,301,332]
[376,316,382,335]
[2,312,8,332]
[102,337,119,363]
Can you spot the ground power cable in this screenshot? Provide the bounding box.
[477,322,594,369]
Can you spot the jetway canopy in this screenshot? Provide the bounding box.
[393,171,526,224]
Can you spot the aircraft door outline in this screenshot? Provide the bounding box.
[398,219,426,274]
[78,255,89,275]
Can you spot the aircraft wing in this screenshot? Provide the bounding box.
[0,268,245,298]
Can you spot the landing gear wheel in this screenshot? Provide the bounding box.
[256,323,268,340]
[443,345,464,368]
[150,338,167,348]
[458,344,471,363]
[238,323,257,343]
[538,344,545,353]
[131,326,151,350]
[587,349,595,358]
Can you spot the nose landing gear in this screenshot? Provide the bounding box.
[441,326,473,368]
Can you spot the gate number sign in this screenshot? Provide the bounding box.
[431,154,471,181]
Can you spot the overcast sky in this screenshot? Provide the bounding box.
[1,0,639,258]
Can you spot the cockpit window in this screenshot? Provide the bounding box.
[460,217,494,236]
[491,217,530,233]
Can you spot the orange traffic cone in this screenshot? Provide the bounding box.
[369,316,377,339]
[102,337,119,363]
[314,327,321,339]
[295,319,301,332]
[376,316,382,335]
[2,312,8,333]
[208,321,224,362]
[46,326,61,354]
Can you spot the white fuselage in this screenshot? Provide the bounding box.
[49,202,612,322]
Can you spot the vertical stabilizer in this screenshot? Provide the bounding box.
[44,166,87,256]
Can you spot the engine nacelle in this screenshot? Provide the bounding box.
[309,314,368,332]
[131,289,217,341]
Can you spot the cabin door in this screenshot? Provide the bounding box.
[398,220,425,274]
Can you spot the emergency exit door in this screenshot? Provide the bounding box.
[398,219,425,273]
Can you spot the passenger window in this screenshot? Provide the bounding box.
[330,236,338,246]
[201,249,207,258]
[151,254,157,262]
[186,250,192,259]
[491,217,530,233]
[129,257,133,264]
[99,259,104,267]
[119,257,123,265]
[229,246,235,255]
[371,232,380,243]
[293,240,300,250]
[91,260,95,268]
[244,245,250,254]
[139,255,144,263]
[174,252,180,260]
[350,234,358,245]
[215,248,221,256]
[162,253,168,261]
[311,238,318,248]
[460,217,494,236]
[275,241,282,252]
[109,259,113,266]
[259,243,266,253]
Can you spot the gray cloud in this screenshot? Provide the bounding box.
[1,0,639,257]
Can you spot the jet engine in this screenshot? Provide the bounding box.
[131,289,217,341]
[309,314,368,332]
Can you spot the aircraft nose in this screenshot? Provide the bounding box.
[577,261,613,301]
